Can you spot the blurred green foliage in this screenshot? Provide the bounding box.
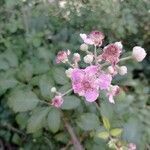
[0,0,149,149]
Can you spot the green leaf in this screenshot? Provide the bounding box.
[77,113,100,131]
[3,50,18,67]
[0,78,18,96]
[52,67,69,85]
[16,113,29,129]
[7,90,39,112]
[102,116,110,130]
[39,74,54,99]
[27,107,50,133]
[16,60,33,82]
[96,131,109,140]
[110,128,123,137]
[61,96,80,110]
[0,56,9,70]
[47,108,61,133]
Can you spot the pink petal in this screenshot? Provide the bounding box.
[98,74,112,90]
[85,90,99,102]
[84,38,94,45]
[71,68,84,82]
[85,65,98,75]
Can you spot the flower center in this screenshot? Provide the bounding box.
[82,81,91,90]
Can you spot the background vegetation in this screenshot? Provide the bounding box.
[0,0,149,149]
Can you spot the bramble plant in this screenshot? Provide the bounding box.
[48,31,146,150]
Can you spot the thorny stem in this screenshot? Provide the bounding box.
[0,122,26,136]
[63,118,84,150]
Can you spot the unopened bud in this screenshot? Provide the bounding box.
[51,87,57,93]
[80,43,88,51]
[132,46,146,62]
[83,54,94,64]
[115,41,123,49]
[118,66,127,75]
[65,68,73,78]
[107,66,117,75]
[73,53,80,62]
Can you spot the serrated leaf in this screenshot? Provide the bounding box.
[3,50,18,67]
[47,108,61,133]
[16,60,33,82]
[0,78,18,96]
[27,107,50,133]
[52,67,69,85]
[77,113,100,131]
[7,90,39,112]
[61,96,80,110]
[39,74,54,99]
[97,131,109,140]
[110,128,123,137]
[102,116,110,130]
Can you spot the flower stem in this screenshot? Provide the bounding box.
[61,89,73,97]
[101,56,132,68]
[119,56,132,61]
[94,45,98,65]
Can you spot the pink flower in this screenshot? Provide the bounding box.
[98,73,112,90]
[101,44,122,65]
[107,85,120,103]
[80,30,104,46]
[51,96,63,108]
[71,66,99,102]
[71,65,112,102]
[56,50,70,64]
[132,46,146,62]
[128,143,136,150]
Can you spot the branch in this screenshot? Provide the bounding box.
[63,119,84,150]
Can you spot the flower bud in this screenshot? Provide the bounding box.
[65,68,73,78]
[80,43,88,51]
[115,41,123,49]
[107,66,117,75]
[132,46,146,62]
[118,66,127,75]
[51,87,57,93]
[128,143,136,150]
[51,96,63,108]
[73,53,81,62]
[108,66,115,74]
[83,54,94,64]
[56,50,70,64]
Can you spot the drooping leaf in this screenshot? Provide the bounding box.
[47,108,61,133]
[7,90,39,112]
[77,113,100,131]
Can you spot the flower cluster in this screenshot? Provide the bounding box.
[51,30,147,108]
